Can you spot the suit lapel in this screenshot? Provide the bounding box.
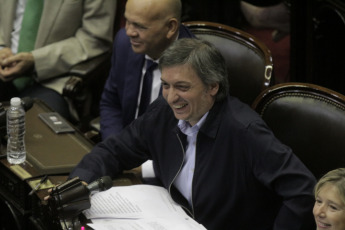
[1,0,18,46]
[35,0,63,47]
[124,52,145,122]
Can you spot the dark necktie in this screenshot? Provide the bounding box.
[138,59,158,116]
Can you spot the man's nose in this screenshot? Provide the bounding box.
[164,88,178,103]
[125,23,137,37]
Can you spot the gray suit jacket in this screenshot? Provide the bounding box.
[0,0,116,93]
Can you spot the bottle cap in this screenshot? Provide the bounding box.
[10,97,22,106]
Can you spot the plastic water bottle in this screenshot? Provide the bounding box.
[7,97,26,164]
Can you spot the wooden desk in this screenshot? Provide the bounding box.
[0,99,141,230]
[0,99,92,230]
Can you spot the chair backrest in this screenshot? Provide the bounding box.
[252,82,345,179]
[183,21,273,105]
[63,0,125,127]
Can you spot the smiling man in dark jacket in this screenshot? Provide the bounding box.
[70,38,316,230]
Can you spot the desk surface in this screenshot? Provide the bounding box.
[1,99,94,176]
[0,99,143,184]
[0,99,142,230]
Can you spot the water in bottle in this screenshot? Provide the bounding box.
[7,97,26,164]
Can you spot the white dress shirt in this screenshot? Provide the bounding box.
[11,0,26,53]
[174,112,209,206]
[136,55,160,178]
[135,55,160,118]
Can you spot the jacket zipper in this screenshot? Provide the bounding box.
[168,133,195,218]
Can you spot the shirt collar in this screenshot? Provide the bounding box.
[145,55,159,64]
[178,112,209,136]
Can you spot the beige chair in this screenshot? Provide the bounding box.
[252,82,345,180]
[183,21,273,105]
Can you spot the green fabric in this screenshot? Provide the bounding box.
[13,0,44,92]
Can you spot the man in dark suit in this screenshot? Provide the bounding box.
[100,0,195,140]
[70,38,316,230]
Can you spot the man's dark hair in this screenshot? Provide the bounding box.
[159,38,229,101]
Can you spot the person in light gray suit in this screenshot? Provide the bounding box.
[0,0,116,119]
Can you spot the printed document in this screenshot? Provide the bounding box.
[83,184,207,230]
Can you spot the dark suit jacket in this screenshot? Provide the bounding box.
[71,96,316,230]
[100,25,195,139]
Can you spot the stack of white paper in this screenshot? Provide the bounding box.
[83,184,207,230]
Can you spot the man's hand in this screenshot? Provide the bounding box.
[0,52,35,82]
[0,47,13,61]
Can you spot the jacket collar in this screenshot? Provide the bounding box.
[170,96,227,139]
[199,97,226,139]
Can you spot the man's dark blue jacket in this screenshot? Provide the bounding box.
[71,96,316,230]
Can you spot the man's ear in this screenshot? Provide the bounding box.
[209,83,219,96]
[166,18,179,39]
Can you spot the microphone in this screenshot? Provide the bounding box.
[87,176,113,193]
[0,104,5,127]
[0,104,5,146]
[21,97,34,111]
[48,176,113,219]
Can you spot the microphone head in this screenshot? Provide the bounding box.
[98,176,113,191]
[0,103,6,137]
[21,97,34,111]
[87,176,113,192]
